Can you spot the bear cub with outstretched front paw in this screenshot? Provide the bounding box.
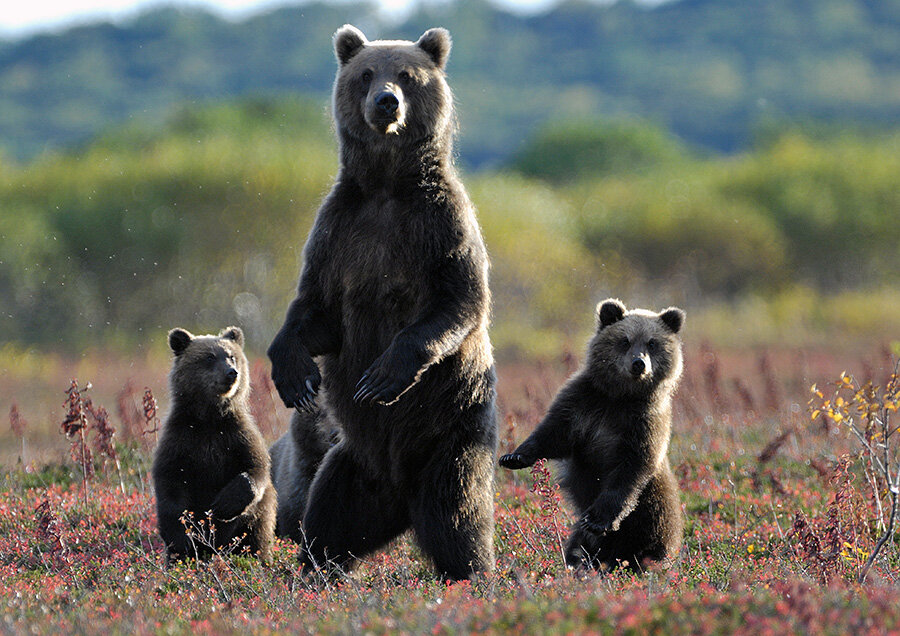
[152,326,276,564]
[500,299,685,572]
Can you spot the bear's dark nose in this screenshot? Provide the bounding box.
[631,358,645,376]
[226,367,238,382]
[375,91,399,115]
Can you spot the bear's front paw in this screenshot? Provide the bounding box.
[580,510,614,537]
[211,474,256,522]
[498,453,535,470]
[353,346,421,406]
[268,332,321,412]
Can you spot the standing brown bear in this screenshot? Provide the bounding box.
[153,326,276,564]
[500,300,685,572]
[267,25,497,580]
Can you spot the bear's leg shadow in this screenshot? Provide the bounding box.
[302,441,410,573]
[409,442,496,580]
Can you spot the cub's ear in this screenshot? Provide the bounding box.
[416,27,451,69]
[168,328,194,356]
[659,307,685,334]
[219,326,244,347]
[334,24,367,65]
[597,298,626,329]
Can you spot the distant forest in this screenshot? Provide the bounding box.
[1,0,899,165]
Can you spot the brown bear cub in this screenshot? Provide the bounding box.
[267,25,497,580]
[152,326,276,564]
[269,403,339,543]
[500,300,685,572]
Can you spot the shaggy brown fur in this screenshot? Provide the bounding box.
[267,25,497,580]
[152,327,275,564]
[500,299,685,572]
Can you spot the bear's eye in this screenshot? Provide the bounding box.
[618,337,630,350]
[398,70,412,84]
[647,339,659,353]
[361,70,373,84]
[205,353,218,366]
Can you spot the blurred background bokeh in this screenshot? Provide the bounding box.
[2,0,899,460]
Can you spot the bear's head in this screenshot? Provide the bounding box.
[331,24,453,145]
[167,326,250,413]
[586,299,685,398]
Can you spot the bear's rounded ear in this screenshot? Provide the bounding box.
[220,326,244,347]
[334,24,367,66]
[416,27,451,69]
[168,328,194,356]
[659,307,685,334]
[597,298,626,329]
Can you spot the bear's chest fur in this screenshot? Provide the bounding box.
[319,189,442,351]
[168,423,248,503]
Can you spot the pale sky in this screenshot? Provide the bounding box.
[0,0,565,36]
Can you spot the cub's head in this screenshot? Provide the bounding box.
[167,326,249,409]
[586,299,685,398]
[332,24,453,142]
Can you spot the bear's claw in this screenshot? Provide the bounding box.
[498,453,533,469]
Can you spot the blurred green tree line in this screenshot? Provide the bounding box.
[1,0,900,165]
[1,96,898,355]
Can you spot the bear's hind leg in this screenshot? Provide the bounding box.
[302,442,409,574]
[409,445,496,581]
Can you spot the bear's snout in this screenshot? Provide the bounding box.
[375,91,400,115]
[218,365,241,398]
[631,354,652,379]
[365,84,406,134]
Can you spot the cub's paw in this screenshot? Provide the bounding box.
[268,332,321,412]
[498,453,535,470]
[353,346,421,406]
[211,474,255,522]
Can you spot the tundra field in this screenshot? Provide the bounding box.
[1,343,899,634]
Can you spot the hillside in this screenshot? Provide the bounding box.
[1,0,899,164]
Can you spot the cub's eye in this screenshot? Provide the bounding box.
[647,339,659,353]
[618,337,630,350]
[361,70,373,84]
[398,70,411,83]
[205,353,218,365]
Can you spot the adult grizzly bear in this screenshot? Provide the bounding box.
[267,25,497,580]
[153,326,276,564]
[500,300,685,572]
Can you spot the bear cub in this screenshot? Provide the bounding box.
[152,326,276,564]
[269,403,339,543]
[499,299,685,572]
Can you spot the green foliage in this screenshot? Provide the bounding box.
[0,96,336,351]
[721,131,900,287]
[2,93,899,353]
[563,127,900,297]
[511,119,686,183]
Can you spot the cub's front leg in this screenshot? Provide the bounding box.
[210,472,262,522]
[498,390,578,469]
